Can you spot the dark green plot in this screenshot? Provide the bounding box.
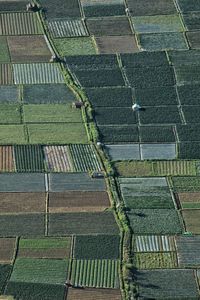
[65,54,118,69]
[172,176,200,192]
[85,87,133,107]
[0,1,27,11]
[14,145,44,172]
[168,49,200,66]
[140,126,176,142]
[177,0,200,12]
[138,32,188,51]
[83,3,125,17]
[182,106,200,123]
[120,51,168,67]
[125,66,175,88]
[179,142,200,159]
[0,264,12,293]
[139,106,181,124]
[175,65,200,85]
[0,86,19,103]
[98,125,139,142]
[127,0,177,16]
[74,235,120,259]
[0,37,10,63]
[23,84,76,104]
[178,84,200,105]
[177,124,200,141]
[135,86,178,106]
[38,0,81,18]
[128,209,183,234]
[73,68,125,87]
[95,107,137,125]
[187,31,200,49]
[182,13,200,30]
[5,282,66,300]
[0,214,45,237]
[0,104,21,124]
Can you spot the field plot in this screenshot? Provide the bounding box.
[48,212,119,235]
[132,15,184,33]
[182,209,200,234]
[0,192,46,213]
[175,65,200,85]
[0,214,45,237]
[136,269,199,299]
[71,259,120,288]
[48,173,106,192]
[0,173,45,192]
[140,143,176,160]
[125,66,175,89]
[0,238,16,263]
[0,104,21,124]
[128,209,183,234]
[179,141,200,159]
[48,19,88,38]
[27,123,88,144]
[182,106,200,123]
[178,192,200,209]
[95,35,139,54]
[18,237,72,259]
[72,68,125,88]
[7,36,51,63]
[114,161,154,177]
[14,145,44,172]
[177,124,200,142]
[69,144,101,172]
[95,107,137,125]
[135,86,178,106]
[0,146,14,172]
[127,0,177,16]
[0,37,10,63]
[98,125,139,143]
[167,49,200,66]
[0,13,42,35]
[23,83,75,104]
[24,104,82,123]
[0,264,12,293]
[0,1,27,11]
[139,126,176,142]
[0,86,19,103]
[85,87,133,108]
[13,63,64,85]
[86,17,133,36]
[119,177,174,209]
[38,0,81,19]
[53,37,96,56]
[0,64,13,85]
[139,106,181,124]
[65,54,119,69]
[67,288,122,300]
[134,252,177,269]
[177,0,200,12]
[49,191,110,212]
[181,13,200,31]
[120,51,169,67]
[74,235,120,259]
[176,235,200,267]
[10,258,69,284]
[153,160,196,176]
[81,0,125,17]
[44,145,73,172]
[0,125,26,144]
[138,32,188,51]
[105,144,140,161]
[5,282,66,300]
[172,176,200,192]
[186,31,200,49]
[134,235,175,252]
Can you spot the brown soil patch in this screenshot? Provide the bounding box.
[0,238,16,263]
[178,192,200,202]
[67,288,122,300]
[49,191,110,212]
[182,209,200,234]
[0,192,46,213]
[18,248,70,259]
[7,35,51,63]
[0,146,14,171]
[0,64,13,85]
[95,35,139,54]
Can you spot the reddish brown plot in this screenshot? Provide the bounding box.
[0,146,14,171]
[0,64,13,85]
[67,288,122,300]
[0,238,16,263]
[49,191,110,212]
[95,35,139,54]
[178,192,200,202]
[182,209,200,234]
[7,35,52,62]
[0,192,46,213]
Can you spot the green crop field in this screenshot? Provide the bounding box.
[0,37,10,63]
[0,125,27,144]
[134,252,177,269]
[0,104,21,124]
[14,145,44,172]
[0,264,12,293]
[172,177,200,192]
[74,235,120,259]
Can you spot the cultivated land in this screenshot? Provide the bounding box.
[1,1,200,300]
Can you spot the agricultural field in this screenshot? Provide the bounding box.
[67,288,122,300]
[176,235,200,267]
[0,238,16,264]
